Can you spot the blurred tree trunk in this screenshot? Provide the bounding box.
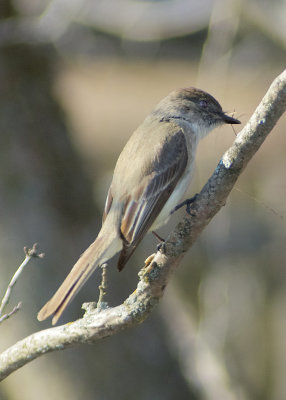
[0,2,100,398]
[0,3,194,400]
[0,1,97,310]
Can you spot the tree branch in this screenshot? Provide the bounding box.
[0,69,285,381]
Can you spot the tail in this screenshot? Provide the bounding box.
[37,223,121,325]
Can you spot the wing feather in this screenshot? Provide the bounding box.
[118,129,188,270]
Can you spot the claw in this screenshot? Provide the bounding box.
[145,253,155,267]
[144,253,157,274]
[171,193,199,215]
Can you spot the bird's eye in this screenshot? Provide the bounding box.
[199,99,208,108]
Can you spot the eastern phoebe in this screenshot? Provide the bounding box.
[38,87,240,324]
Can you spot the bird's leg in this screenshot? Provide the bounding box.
[171,193,199,216]
[144,231,165,269]
[152,230,166,253]
[152,230,164,243]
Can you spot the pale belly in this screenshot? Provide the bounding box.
[151,162,195,230]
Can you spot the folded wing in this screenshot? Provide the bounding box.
[115,129,188,270]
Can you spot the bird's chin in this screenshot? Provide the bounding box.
[193,122,217,140]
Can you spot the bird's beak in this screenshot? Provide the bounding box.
[222,113,241,125]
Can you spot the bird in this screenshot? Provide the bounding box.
[38,87,240,324]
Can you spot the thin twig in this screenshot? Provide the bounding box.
[97,264,109,310]
[0,244,44,320]
[0,302,22,324]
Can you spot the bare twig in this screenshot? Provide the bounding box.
[0,69,285,381]
[0,302,22,324]
[97,263,109,310]
[0,244,44,322]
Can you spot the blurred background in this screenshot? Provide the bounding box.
[0,0,285,399]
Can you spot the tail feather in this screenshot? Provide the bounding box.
[37,229,121,325]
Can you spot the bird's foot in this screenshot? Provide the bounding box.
[142,253,157,275]
[171,193,199,216]
[144,253,155,267]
